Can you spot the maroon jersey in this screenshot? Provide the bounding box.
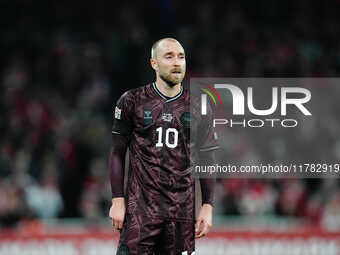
[112,83,218,222]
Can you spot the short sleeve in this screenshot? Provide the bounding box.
[197,101,219,152]
[112,91,134,139]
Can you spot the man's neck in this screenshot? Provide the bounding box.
[155,78,181,98]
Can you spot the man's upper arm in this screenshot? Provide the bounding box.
[112,91,134,140]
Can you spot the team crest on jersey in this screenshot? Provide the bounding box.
[180,112,194,128]
[115,106,121,119]
[143,110,153,125]
[162,113,173,122]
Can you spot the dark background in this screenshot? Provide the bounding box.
[1,0,340,231]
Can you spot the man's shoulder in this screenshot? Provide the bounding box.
[119,83,151,100]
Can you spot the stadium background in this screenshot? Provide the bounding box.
[1,0,340,254]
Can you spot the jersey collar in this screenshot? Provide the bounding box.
[152,82,183,103]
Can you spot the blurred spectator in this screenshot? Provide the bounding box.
[276,180,308,217]
[238,180,277,216]
[322,189,340,231]
[25,157,63,219]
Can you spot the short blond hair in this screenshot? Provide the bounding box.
[151,38,180,59]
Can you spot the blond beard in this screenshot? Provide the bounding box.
[159,71,185,87]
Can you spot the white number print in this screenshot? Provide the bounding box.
[155,127,178,148]
[182,251,195,255]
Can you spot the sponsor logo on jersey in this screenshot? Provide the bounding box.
[115,106,121,119]
[143,110,153,125]
[162,113,173,122]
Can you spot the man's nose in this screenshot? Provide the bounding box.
[173,57,181,66]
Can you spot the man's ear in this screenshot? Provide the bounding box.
[150,58,158,72]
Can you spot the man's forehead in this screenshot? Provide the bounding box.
[157,40,185,55]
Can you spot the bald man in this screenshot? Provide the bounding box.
[109,38,218,255]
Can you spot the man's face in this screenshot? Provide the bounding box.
[154,41,186,87]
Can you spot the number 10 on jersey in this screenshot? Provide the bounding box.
[156,127,178,148]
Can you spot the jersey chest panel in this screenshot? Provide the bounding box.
[132,97,190,152]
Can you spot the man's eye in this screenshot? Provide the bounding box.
[166,56,172,59]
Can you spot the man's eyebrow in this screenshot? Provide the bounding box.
[163,51,174,55]
[163,51,185,56]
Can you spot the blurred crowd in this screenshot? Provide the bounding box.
[1,0,340,230]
